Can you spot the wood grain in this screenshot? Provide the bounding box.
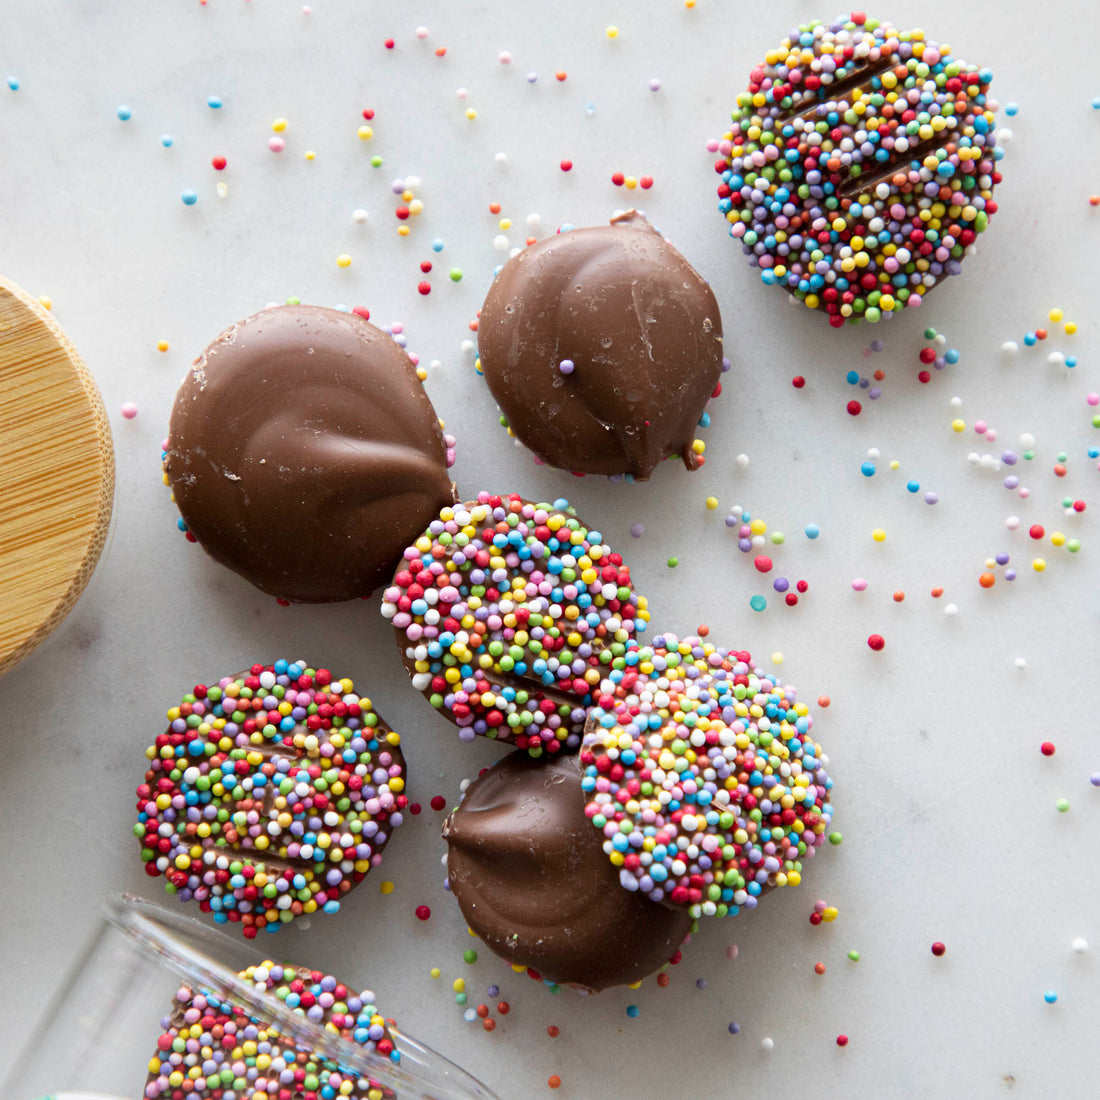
[0,276,114,674]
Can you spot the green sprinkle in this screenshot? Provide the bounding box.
[667,557,679,568]
[923,327,937,340]
[370,155,383,167]
[1057,798,1071,813]
[848,949,861,962]
[828,831,843,845]
[463,949,478,964]
[749,594,767,611]
[770,531,786,545]
[449,268,463,282]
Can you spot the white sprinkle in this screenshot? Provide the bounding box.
[1072,938,1088,953]
[498,50,512,64]
[1001,341,1019,354]
[1048,352,1065,366]
[761,1037,775,1052]
[460,339,474,355]
[352,208,368,223]
[405,175,422,190]
[950,396,963,408]
[735,453,750,468]
[944,603,958,616]
[493,234,510,251]
[526,212,541,229]
[1020,432,1036,448]
[494,151,508,164]
[867,447,880,459]
[1006,515,1020,530]
[415,25,429,39]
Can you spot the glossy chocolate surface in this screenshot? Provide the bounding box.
[477,211,724,479]
[165,305,455,602]
[443,751,692,991]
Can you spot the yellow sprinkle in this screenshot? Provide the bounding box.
[606,25,619,38]
[452,978,465,993]
[272,118,288,132]
[397,225,410,237]
[304,150,315,161]
[1032,558,1046,572]
[499,217,512,230]
[872,528,886,542]
[749,519,767,536]
[889,459,899,470]
[625,176,637,189]
[156,340,169,352]
[691,439,705,454]
[336,254,352,268]
[465,107,477,120]
[379,881,394,895]
[357,125,373,140]
[951,418,966,432]
[1051,532,1066,547]
[771,652,784,665]
[822,906,839,922]
[409,199,424,216]
[430,968,441,979]
[705,496,719,510]
[1064,322,1077,335]
[1049,308,1063,322]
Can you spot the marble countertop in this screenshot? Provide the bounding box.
[2,2,1099,1096]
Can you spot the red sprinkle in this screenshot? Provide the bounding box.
[418,281,431,295]
[430,795,446,811]
[931,941,946,957]
[415,905,431,921]
[1029,524,1045,540]
[611,172,625,186]
[753,555,773,573]
[847,400,862,416]
[211,155,227,170]
[420,261,433,273]
[1040,742,1056,756]
[560,159,573,172]
[792,375,805,388]
[384,38,395,49]
[639,176,653,189]
[867,634,885,651]
[837,1034,849,1047]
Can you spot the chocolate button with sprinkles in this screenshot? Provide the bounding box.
[382,492,650,756]
[134,659,406,938]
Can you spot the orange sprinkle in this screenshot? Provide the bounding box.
[1054,463,1067,477]
[892,590,905,602]
[697,624,710,637]
[931,586,944,598]
[979,572,995,588]
[817,695,831,708]
[656,972,671,987]
[497,1001,510,1015]
[547,1025,560,1038]
[434,46,447,56]
[873,369,885,381]
[1089,195,1100,206]
[555,70,567,81]
[488,201,502,214]
[1035,328,1048,340]
[482,1018,496,1031]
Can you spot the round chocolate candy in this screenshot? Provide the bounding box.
[443,750,693,992]
[381,492,649,755]
[714,14,1001,325]
[164,304,457,602]
[476,211,725,479]
[144,960,398,1098]
[134,660,406,938]
[581,635,833,918]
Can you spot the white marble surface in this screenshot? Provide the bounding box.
[2,2,1099,1096]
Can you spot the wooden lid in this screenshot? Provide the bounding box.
[0,277,114,674]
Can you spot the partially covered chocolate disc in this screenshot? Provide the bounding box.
[165,304,456,602]
[443,751,692,992]
[477,211,724,479]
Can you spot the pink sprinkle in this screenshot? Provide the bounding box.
[852,578,868,592]
[974,420,987,434]
[268,136,286,152]
[1088,393,1099,407]
[121,402,138,419]
[705,138,720,152]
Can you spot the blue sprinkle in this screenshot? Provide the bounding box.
[117,105,132,120]
[431,238,445,252]
[626,1004,639,1018]
[804,523,820,539]
[1044,990,1058,1004]
[6,76,19,91]
[1066,356,1077,368]
[944,348,960,364]
[181,189,198,205]
[207,95,223,109]
[860,462,875,477]
[907,480,920,493]
[1024,332,1037,346]
[1005,102,1018,116]
[749,594,767,612]
[1092,96,1100,110]
[161,134,174,147]
[846,370,860,384]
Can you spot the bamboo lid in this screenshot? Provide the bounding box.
[0,277,114,674]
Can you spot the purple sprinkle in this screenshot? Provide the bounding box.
[630,523,644,538]
[1090,773,1100,787]
[868,387,881,400]
[871,340,884,352]
[995,552,1010,565]
[559,358,575,374]
[1004,569,1017,581]
[1002,451,1018,465]
[1004,476,1019,489]
[773,577,790,593]
[924,491,939,504]
[728,1022,741,1035]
